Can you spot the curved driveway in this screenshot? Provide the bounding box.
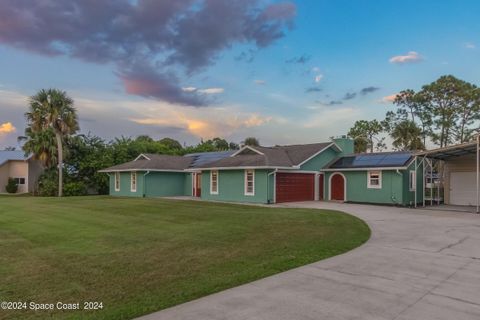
[139,202,480,320]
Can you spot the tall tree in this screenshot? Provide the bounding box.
[25,89,79,196]
[420,75,465,147]
[392,90,432,145]
[453,85,480,143]
[390,120,425,151]
[158,137,183,150]
[243,137,260,147]
[348,120,384,153]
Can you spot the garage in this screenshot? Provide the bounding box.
[276,172,315,203]
[450,172,476,205]
[418,139,480,212]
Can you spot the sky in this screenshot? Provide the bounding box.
[1,0,480,148]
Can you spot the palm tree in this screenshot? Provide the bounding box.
[391,120,425,151]
[24,89,79,196]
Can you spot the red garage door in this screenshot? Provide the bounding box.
[276,173,315,203]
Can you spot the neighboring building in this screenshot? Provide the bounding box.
[0,151,44,194]
[99,137,424,206]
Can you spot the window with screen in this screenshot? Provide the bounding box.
[131,172,137,192]
[210,170,218,194]
[367,171,382,189]
[115,172,120,191]
[244,169,255,196]
[409,171,416,191]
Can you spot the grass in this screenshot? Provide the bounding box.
[0,196,370,319]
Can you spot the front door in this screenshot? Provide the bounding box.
[330,173,345,201]
[193,173,202,197]
[319,174,324,200]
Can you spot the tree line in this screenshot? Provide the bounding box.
[348,75,480,153]
[8,89,260,196]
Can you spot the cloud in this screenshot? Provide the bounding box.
[254,80,266,85]
[131,111,271,138]
[0,122,16,134]
[0,0,296,105]
[305,87,322,93]
[360,86,380,95]
[182,87,197,92]
[389,51,423,64]
[314,74,324,83]
[286,54,311,64]
[197,88,224,94]
[465,42,476,49]
[380,94,399,103]
[118,67,205,106]
[316,100,343,106]
[303,106,361,128]
[343,92,356,100]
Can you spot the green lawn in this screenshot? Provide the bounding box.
[0,196,370,320]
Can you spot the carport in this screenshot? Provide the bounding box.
[417,136,480,213]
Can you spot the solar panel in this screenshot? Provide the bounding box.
[329,152,412,169]
[186,151,234,167]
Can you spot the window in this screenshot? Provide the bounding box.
[115,172,120,191]
[131,172,137,192]
[244,169,255,196]
[210,170,218,194]
[367,171,382,189]
[13,177,25,185]
[409,171,416,191]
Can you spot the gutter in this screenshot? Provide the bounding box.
[267,169,278,204]
[143,171,150,197]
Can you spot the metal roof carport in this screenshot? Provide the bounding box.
[416,137,480,213]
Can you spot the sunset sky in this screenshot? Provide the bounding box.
[1,0,480,148]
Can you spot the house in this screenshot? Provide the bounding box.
[100,136,424,206]
[0,151,44,194]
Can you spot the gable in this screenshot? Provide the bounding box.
[300,145,341,171]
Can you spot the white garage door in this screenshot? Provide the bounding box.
[450,172,477,206]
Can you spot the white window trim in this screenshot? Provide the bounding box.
[244,169,255,196]
[130,172,137,192]
[115,172,120,191]
[14,177,26,185]
[367,171,382,189]
[210,170,219,195]
[409,170,416,191]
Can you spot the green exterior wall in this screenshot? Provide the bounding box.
[402,159,424,205]
[201,169,274,203]
[323,163,424,206]
[109,171,189,197]
[324,170,405,205]
[144,172,188,197]
[300,147,339,171]
[184,173,193,196]
[109,172,145,197]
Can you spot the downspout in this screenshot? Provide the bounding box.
[143,171,150,198]
[391,169,401,204]
[477,134,479,213]
[414,156,418,208]
[422,156,426,207]
[267,169,278,204]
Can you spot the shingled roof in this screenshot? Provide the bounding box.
[99,142,337,172]
[99,154,194,172]
[195,142,335,169]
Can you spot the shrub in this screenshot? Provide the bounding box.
[37,170,58,196]
[5,178,18,194]
[64,181,88,196]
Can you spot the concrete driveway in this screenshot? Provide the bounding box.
[139,202,480,320]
